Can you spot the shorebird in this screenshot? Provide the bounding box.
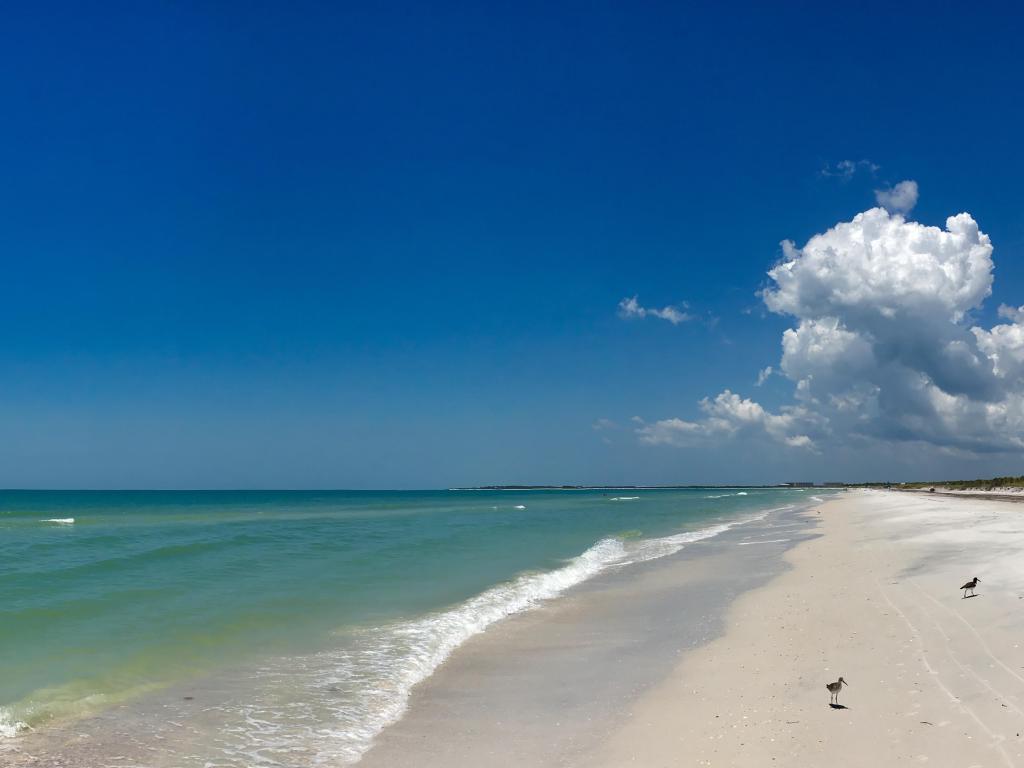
[826,677,848,705]
[960,577,980,598]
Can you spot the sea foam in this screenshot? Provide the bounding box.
[0,709,28,739]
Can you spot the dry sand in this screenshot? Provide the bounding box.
[590,490,1024,767]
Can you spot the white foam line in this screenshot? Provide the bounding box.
[42,518,75,524]
[0,709,29,738]
[737,538,791,545]
[305,507,781,765]
[288,538,631,764]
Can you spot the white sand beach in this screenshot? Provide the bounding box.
[591,490,1024,767]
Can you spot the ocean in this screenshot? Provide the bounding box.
[0,488,821,765]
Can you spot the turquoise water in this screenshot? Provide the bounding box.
[0,488,816,762]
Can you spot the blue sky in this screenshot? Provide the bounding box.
[2,2,1023,487]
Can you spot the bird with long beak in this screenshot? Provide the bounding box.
[826,677,848,705]
[960,577,980,598]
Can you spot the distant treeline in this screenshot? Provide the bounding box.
[891,476,1024,490]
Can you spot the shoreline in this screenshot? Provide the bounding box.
[359,501,820,766]
[1,494,816,767]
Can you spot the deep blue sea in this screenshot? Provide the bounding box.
[0,488,818,763]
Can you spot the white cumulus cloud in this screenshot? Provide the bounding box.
[636,391,818,450]
[618,295,691,325]
[637,197,1024,455]
[874,179,919,214]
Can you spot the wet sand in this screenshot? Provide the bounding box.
[359,505,816,767]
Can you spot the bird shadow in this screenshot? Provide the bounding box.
[829,703,850,710]
[962,594,981,599]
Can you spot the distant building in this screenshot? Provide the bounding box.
[783,482,814,487]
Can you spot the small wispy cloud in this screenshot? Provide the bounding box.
[618,296,692,325]
[820,159,880,181]
[755,366,773,386]
[874,179,919,215]
[592,418,617,431]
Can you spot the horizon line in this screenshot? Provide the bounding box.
[0,483,844,492]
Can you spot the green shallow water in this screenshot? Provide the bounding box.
[0,488,820,756]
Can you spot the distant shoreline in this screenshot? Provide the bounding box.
[450,484,843,491]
